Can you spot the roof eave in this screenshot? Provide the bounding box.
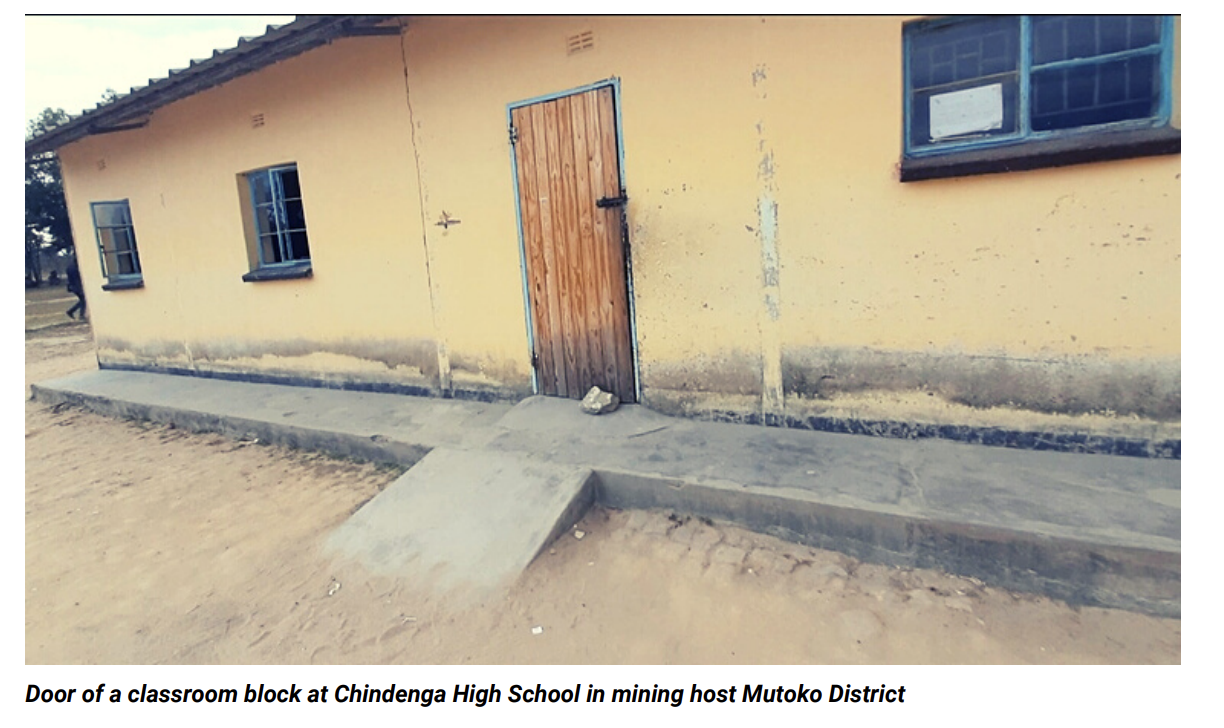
[26,15,401,158]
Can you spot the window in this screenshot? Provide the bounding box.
[242,164,312,281]
[903,16,1178,180]
[90,200,143,290]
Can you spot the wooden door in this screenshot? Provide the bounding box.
[512,86,636,402]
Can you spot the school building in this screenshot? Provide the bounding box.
[26,15,1181,452]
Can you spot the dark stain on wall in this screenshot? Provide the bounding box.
[781,346,1180,421]
[641,349,764,397]
[95,335,530,399]
[637,344,1180,458]
[95,337,192,362]
[448,350,534,399]
[189,337,443,379]
[640,388,1180,459]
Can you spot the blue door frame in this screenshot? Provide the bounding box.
[506,78,642,403]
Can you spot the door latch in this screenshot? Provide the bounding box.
[596,194,628,208]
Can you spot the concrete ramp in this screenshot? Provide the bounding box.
[325,447,595,595]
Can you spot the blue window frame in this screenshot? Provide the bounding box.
[90,200,142,284]
[247,164,310,266]
[904,15,1174,158]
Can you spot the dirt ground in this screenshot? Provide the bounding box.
[24,324,1180,665]
[24,282,82,332]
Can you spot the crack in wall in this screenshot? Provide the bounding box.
[398,17,452,394]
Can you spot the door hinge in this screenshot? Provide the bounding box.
[531,351,539,369]
[509,125,519,145]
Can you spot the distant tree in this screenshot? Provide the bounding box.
[25,108,73,287]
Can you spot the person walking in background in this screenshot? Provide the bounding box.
[65,261,86,320]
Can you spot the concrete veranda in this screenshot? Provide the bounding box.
[31,368,1180,617]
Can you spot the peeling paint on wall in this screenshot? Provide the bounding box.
[758,192,784,421]
[753,42,785,423]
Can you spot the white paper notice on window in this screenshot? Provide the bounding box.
[929,83,1003,140]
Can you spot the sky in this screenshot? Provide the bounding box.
[25,16,295,128]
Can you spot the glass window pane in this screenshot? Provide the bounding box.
[1129,16,1159,48]
[1033,16,1066,65]
[1099,16,1129,55]
[932,42,953,65]
[1127,54,1156,102]
[260,234,282,264]
[250,172,273,205]
[96,204,117,227]
[287,231,310,262]
[116,251,137,275]
[930,60,954,87]
[979,32,1010,75]
[111,227,135,254]
[1066,65,1097,110]
[278,168,302,199]
[953,38,981,80]
[1066,16,1098,60]
[94,203,130,227]
[911,48,931,89]
[1032,57,1158,131]
[285,200,307,230]
[256,204,279,237]
[1035,15,1162,65]
[909,17,1018,91]
[1098,59,1127,104]
[1033,68,1065,116]
[103,249,122,277]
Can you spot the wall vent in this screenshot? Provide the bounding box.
[250,112,266,129]
[566,30,595,55]
[96,159,107,171]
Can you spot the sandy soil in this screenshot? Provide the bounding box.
[25,284,84,333]
[25,327,1180,664]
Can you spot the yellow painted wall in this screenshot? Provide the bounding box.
[59,15,1180,426]
[60,33,460,394]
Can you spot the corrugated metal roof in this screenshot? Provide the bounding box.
[26,15,400,157]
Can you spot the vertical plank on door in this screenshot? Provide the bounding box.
[582,89,622,399]
[568,95,608,394]
[511,106,556,395]
[595,87,636,401]
[540,101,581,392]
[554,96,593,395]
[530,102,569,396]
